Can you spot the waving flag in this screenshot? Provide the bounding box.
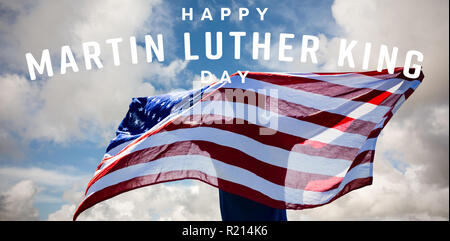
[73,68,423,220]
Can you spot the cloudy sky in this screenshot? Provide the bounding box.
[0,0,448,221]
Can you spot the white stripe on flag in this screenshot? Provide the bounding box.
[286,73,421,93]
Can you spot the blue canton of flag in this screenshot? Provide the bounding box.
[104,85,214,159]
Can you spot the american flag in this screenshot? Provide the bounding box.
[73,68,423,220]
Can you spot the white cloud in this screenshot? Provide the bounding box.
[330,0,449,106]
[0,166,85,190]
[49,181,221,221]
[0,165,90,220]
[0,180,39,220]
[0,74,40,132]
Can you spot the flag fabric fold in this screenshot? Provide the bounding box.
[73,68,423,220]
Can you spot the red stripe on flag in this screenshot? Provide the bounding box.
[332,116,355,132]
[243,73,403,106]
[312,67,404,77]
[312,67,424,82]
[348,150,375,171]
[366,91,393,105]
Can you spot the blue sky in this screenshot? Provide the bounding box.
[0,0,448,220]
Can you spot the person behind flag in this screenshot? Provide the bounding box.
[219,189,287,221]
